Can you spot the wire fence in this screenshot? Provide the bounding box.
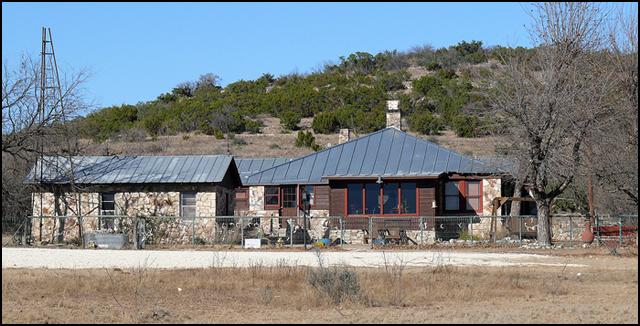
[2,214,637,249]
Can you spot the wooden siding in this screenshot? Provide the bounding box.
[418,180,436,216]
[329,182,346,217]
[314,185,330,210]
[234,187,249,211]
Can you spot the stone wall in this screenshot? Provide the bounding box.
[550,217,586,242]
[470,178,503,239]
[31,192,100,242]
[116,192,180,216]
[197,192,216,217]
[31,190,222,244]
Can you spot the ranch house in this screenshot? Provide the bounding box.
[26,101,515,244]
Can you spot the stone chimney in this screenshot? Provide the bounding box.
[338,128,350,144]
[386,100,401,130]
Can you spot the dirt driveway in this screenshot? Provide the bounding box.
[2,247,589,269]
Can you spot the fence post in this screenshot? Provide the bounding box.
[619,216,623,246]
[240,217,244,248]
[369,217,373,249]
[519,216,522,245]
[340,217,344,247]
[469,216,473,245]
[133,216,138,249]
[595,215,600,244]
[420,216,424,246]
[289,218,293,248]
[192,216,196,246]
[569,216,573,248]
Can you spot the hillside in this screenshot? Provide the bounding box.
[73,40,527,157]
[80,115,505,158]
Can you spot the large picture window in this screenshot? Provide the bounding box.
[383,183,399,214]
[400,183,417,214]
[264,186,279,208]
[347,183,364,215]
[347,182,417,216]
[365,183,381,214]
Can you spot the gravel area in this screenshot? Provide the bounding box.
[2,248,587,269]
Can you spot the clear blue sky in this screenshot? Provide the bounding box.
[0,2,614,111]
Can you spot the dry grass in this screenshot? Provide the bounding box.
[79,116,505,158]
[3,253,637,324]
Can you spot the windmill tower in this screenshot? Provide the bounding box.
[36,27,70,242]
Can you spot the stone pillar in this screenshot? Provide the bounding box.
[386,100,401,130]
[338,128,350,144]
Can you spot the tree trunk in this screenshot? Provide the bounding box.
[510,178,524,216]
[536,200,552,246]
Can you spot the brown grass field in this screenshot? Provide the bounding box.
[81,116,505,158]
[2,249,637,324]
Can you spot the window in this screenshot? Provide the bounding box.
[445,182,461,211]
[282,187,297,208]
[365,183,381,214]
[100,193,115,229]
[400,183,417,214]
[181,192,197,217]
[100,193,115,215]
[347,183,364,215]
[383,183,399,214]
[347,182,417,216]
[264,186,279,208]
[235,188,248,200]
[465,181,481,211]
[445,180,482,212]
[300,185,315,209]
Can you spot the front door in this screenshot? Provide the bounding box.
[280,186,298,226]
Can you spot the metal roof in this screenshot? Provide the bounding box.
[25,155,236,185]
[235,158,294,179]
[244,128,512,185]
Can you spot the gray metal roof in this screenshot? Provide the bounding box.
[244,128,511,185]
[235,158,294,179]
[25,155,236,185]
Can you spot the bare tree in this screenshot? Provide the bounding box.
[491,3,615,245]
[2,53,90,241]
[588,5,638,211]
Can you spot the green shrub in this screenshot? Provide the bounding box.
[425,61,441,71]
[437,68,457,80]
[199,123,217,136]
[295,130,321,151]
[312,111,338,134]
[451,115,479,138]
[412,76,442,97]
[244,119,262,133]
[214,129,225,140]
[143,115,163,137]
[280,110,302,130]
[408,112,444,135]
[458,229,480,241]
